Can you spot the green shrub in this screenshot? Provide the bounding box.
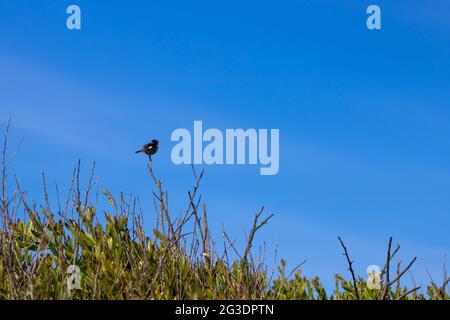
[0,119,448,300]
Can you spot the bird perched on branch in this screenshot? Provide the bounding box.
[135,139,159,160]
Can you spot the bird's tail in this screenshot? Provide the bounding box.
[135,149,143,154]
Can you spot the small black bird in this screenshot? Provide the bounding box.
[135,139,159,160]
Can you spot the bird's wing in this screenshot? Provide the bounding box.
[136,143,149,153]
[144,143,152,149]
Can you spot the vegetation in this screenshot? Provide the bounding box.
[0,117,449,300]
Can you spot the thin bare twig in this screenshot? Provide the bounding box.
[337,236,360,300]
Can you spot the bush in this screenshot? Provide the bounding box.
[0,117,448,300]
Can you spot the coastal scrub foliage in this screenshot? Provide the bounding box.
[0,118,449,300]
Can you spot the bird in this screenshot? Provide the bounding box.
[135,139,159,160]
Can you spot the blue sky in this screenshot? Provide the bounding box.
[1,1,450,290]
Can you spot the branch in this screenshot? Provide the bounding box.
[338,236,360,300]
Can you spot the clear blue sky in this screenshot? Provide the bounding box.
[1,1,449,290]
